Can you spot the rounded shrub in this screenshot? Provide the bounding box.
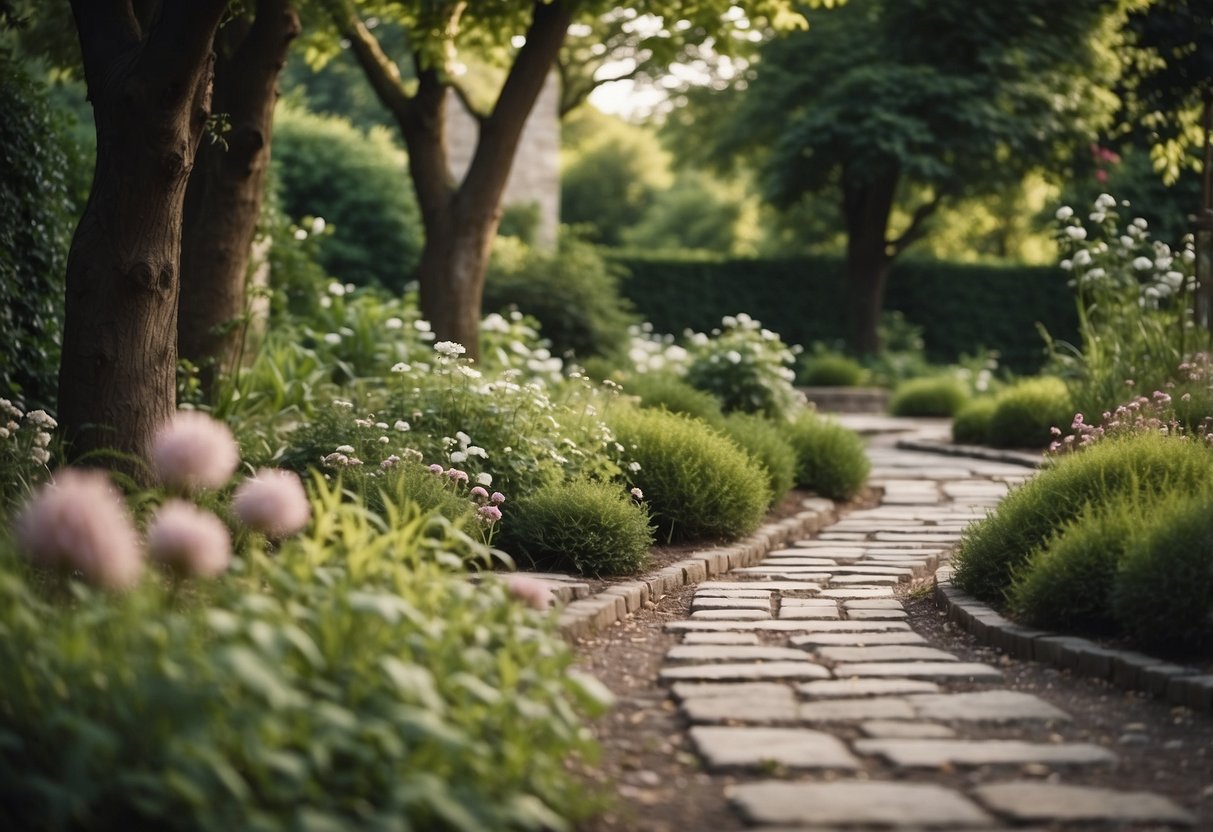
[951,398,996,445]
[718,412,797,507]
[889,376,969,417]
[785,413,870,500]
[1112,493,1213,652]
[272,105,423,291]
[623,371,725,427]
[952,432,1213,604]
[608,407,770,544]
[987,376,1072,448]
[800,352,866,387]
[501,478,654,576]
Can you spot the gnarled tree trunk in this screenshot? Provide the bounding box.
[179,0,299,395]
[59,1,229,468]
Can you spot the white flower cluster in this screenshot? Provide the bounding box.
[0,399,56,466]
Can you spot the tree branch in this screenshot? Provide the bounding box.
[448,77,488,123]
[340,12,416,125]
[889,192,947,258]
[69,0,141,90]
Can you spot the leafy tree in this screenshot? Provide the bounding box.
[307,0,807,360]
[698,0,1124,354]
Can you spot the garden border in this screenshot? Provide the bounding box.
[894,437,1043,469]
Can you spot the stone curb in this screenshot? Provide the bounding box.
[894,437,1043,469]
[557,498,838,639]
[933,569,1213,715]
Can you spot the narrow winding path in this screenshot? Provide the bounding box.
[577,429,1213,831]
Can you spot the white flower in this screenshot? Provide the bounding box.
[332,399,354,409]
[1055,206,1074,220]
[722,315,737,327]
[630,487,644,500]
[378,436,390,444]
[466,446,487,458]
[311,217,326,235]
[1120,235,1134,248]
[434,341,466,357]
[627,461,641,473]
[1095,193,1117,210]
[26,410,56,429]
[455,365,482,379]
[455,431,471,445]
[726,350,742,364]
[1133,256,1153,271]
[354,418,373,428]
[0,428,9,439]
[475,472,493,486]
[414,320,432,332]
[391,363,410,373]
[1133,217,1148,229]
[1163,271,1184,289]
[30,447,50,465]
[385,317,404,330]
[449,451,467,463]
[1060,259,1073,271]
[293,228,307,241]
[1064,226,1087,240]
[327,281,345,297]
[1084,267,1107,282]
[324,333,341,345]
[33,432,51,448]
[1089,212,1105,223]
[1072,249,1092,267]
[319,296,332,309]
[336,445,356,454]
[394,420,410,432]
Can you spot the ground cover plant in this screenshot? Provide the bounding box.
[888,376,969,418]
[785,412,870,501]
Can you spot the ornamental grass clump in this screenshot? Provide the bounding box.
[952,431,1213,604]
[888,376,969,417]
[986,376,1072,448]
[951,397,997,445]
[785,413,870,501]
[608,407,769,543]
[501,477,654,576]
[718,412,797,507]
[623,370,726,427]
[799,351,866,387]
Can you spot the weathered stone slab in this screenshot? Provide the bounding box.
[727,781,996,828]
[828,574,904,585]
[781,597,841,607]
[694,588,772,598]
[817,646,960,664]
[854,739,1118,767]
[698,581,821,593]
[779,606,842,620]
[971,781,1194,825]
[758,557,839,566]
[791,631,927,647]
[846,608,908,620]
[681,631,760,645]
[861,720,956,738]
[834,662,1002,682]
[672,681,788,700]
[690,609,770,620]
[680,687,800,724]
[670,619,909,634]
[799,678,941,699]
[691,597,771,611]
[691,727,860,770]
[844,599,905,610]
[819,588,895,599]
[911,690,1070,723]
[660,661,831,682]
[666,645,812,663]
[798,697,918,721]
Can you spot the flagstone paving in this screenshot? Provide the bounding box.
[636,433,1200,830]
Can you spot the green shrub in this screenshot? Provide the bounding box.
[272,105,423,291]
[888,376,969,417]
[683,314,804,421]
[484,233,636,360]
[952,432,1213,604]
[951,398,996,445]
[1112,493,1213,652]
[609,407,770,543]
[1008,498,1147,633]
[987,376,1072,448]
[800,352,867,387]
[0,480,606,830]
[786,413,870,500]
[623,371,725,427]
[718,412,797,507]
[501,478,654,576]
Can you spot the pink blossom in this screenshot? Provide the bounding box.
[507,575,555,611]
[446,468,469,483]
[151,411,239,491]
[427,463,445,475]
[490,491,505,505]
[232,469,311,538]
[15,469,142,590]
[469,486,489,500]
[478,504,502,523]
[148,499,231,578]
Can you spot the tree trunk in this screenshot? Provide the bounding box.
[179,0,299,395]
[59,1,228,469]
[842,168,899,357]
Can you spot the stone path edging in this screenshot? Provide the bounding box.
[894,437,1042,469]
[557,498,838,639]
[934,569,1213,715]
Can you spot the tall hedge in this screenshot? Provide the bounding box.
[612,254,1078,373]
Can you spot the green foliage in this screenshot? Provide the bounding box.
[501,478,654,576]
[718,412,797,507]
[786,413,870,501]
[0,479,605,830]
[800,351,867,387]
[0,50,77,410]
[1112,493,1213,652]
[951,398,996,445]
[484,233,637,360]
[986,376,1073,449]
[609,407,770,544]
[888,376,969,417]
[619,170,763,256]
[271,104,423,291]
[683,314,804,421]
[614,254,1077,374]
[952,432,1213,604]
[622,371,725,427]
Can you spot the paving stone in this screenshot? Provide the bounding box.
[798,697,919,721]
[834,661,1002,682]
[781,597,841,607]
[819,588,895,599]
[828,574,904,585]
[691,596,771,611]
[660,661,832,682]
[727,781,996,828]
[972,781,1194,825]
[844,599,905,610]
[799,678,941,698]
[690,726,860,770]
[861,720,956,738]
[666,645,812,663]
[679,686,801,724]
[681,632,759,645]
[695,588,774,599]
[791,631,927,647]
[854,738,1118,767]
[818,532,867,541]
[758,557,840,566]
[779,606,842,620]
[846,608,908,620]
[690,609,770,620]
[698,581,822,593]
[671,681,790,700]
[911,690,1070,723]
[671,619,910,634]
[816,645,960,664]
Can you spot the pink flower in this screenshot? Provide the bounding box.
[507,575,555,611]
[469,486,489,500]
[151,411,239,491]
[15,469,142,590]
[427,463,445,475]
[630,487,644,500]
[147,500,231,578]
[478,504,502,523]
[446,468,469,483]
[490,491,505,505]
[232,469,311,538]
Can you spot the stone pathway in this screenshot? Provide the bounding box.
[654,437,1198,830]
